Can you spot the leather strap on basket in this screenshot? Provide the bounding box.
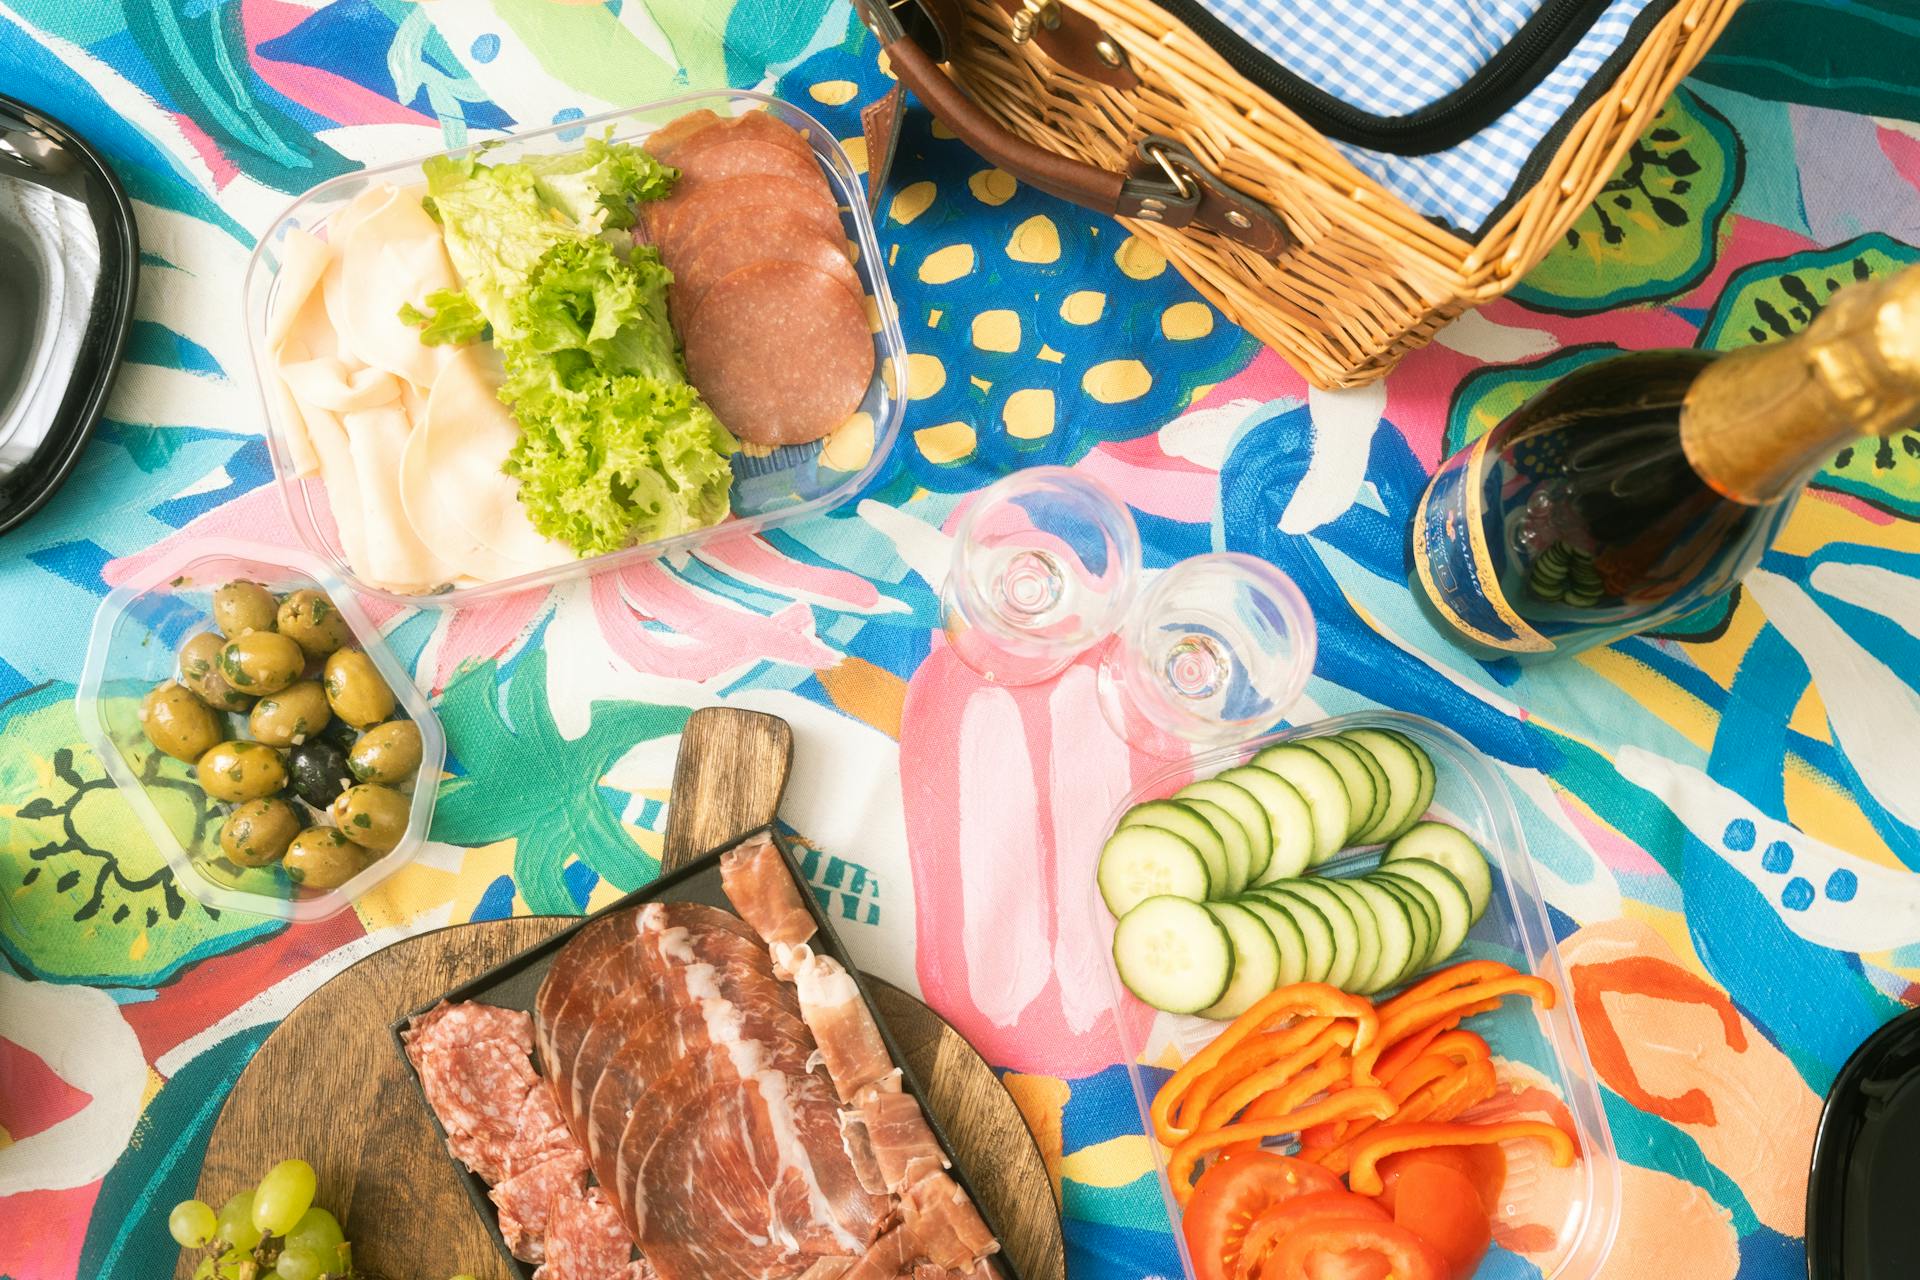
[854,0,1291,259]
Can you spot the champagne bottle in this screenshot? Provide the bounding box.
[1411,264,1920,661]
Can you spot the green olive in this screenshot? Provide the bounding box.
[195,740,289,803]
[277,589,351,660]
[329,783,410,853]
[211,580,278,638]
[348,720,422,786]
[178,631,252,712]
[323,649,395,728]
[248,681,332,747]
[284,826,366,890]
[138,682,225,763]
[219,797,301,867]
[218,631,305,696]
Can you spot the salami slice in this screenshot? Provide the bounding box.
[671,110,816,166]
[540,1184,638,1280]
[669,211,860,332]
[674,138,833,199]
[649,175,843,262]
[490,1149,588,1262]
[681,261,875,446]
[645,108,722,161]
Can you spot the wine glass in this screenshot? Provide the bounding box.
[1096,553,1316,754]
[940,466,1142,686]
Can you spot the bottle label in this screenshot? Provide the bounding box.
[1411,434,1555,655]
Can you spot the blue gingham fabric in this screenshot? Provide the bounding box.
[1198,0,1657,234]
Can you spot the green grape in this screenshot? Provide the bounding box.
[216,1191,264,1251]
[276,1246,324,1280]
[169,1199,218,1248]
[192,1260,214,1280]
[253,1159,318,1236]
[195,1258,245,1280]
[284,1206,346,1267]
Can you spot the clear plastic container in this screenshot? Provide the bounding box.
[1098,710,1620,1279]
[76,538,444,922]
[241,89,908,606]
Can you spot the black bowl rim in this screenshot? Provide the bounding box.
[1804,1002,1920,1279]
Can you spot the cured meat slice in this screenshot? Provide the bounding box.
[645,108,722,161]
[836,1107,889,1196]
[633,1067,886,1280]
[859,1091,948,1193]
[501,1079,579,1180]
[844,1226,918,1280]
[491,1149,588,1262]
[799,1260,861,1280]
[898,1169,997,1271]
[720,834,820,954]
[674,138,833,200]
[536,1184,639,1280]
[671,110,817,166]
[647,175,843,262]
[404,1003,542,1180]
[535,909,640,1072]
[790,951,895,1103]
[669,216,861,336]
[682,262,875,446]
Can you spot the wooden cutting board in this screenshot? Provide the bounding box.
[185,708,1065,1280]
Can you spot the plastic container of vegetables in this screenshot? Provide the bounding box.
[240,88,907,606]
[1097,710,1619,1279]
[76,538,444,922]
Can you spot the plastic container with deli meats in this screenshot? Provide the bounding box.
[1097,711,1621,1280]
[241,89,907,608]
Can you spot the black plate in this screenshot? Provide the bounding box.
[391,826,1018,1280]
[0,93,137,536]
[1806,1004,1920,1279]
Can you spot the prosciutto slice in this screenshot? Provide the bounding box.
[791,950,895,1103]
[898,1168,997,1271]
[720,834,818,956]
[859,1091,949,1193]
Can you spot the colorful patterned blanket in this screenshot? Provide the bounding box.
[3,2,1919,1277]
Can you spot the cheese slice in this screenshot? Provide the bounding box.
[422,347,576,570]
[297,403,370,580]
[279,357,402,413]
[398,410,539,584]
[340,188,464,388]
[342,403,460,592]
[263,229,334,475]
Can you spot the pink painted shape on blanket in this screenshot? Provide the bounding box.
[590,564,837,681]
[0,1183,98,1280]
[695,534,885,610]
[1078,441,1218,520]
[172,113,239,188]
[244,0,438,128]
[430,589,548,693]
[900,639,1158,1074]
[1190,347,1308,414]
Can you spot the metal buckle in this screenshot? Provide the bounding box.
[1144,142,1198,202]
[1010,0,1062,44]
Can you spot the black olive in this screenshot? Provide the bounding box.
[315,718,360,754]
[286,739,355,810]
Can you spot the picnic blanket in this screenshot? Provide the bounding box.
[3,1,1920,1277]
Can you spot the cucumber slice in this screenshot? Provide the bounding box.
[1097,825,1211,916]
[1387,729,1437,829]
[1242,891,1333,986]
[1198,902,1282,1019]
[1376,861,1473,967]
[1112,896,1234,1014]
[1183,797,1252,897]
[1265,880,1361,992]
[1121,801,1230,900]
[1342,729,1428,846]
[1298,737,1383,842]
[1180,778,1274,886]
[1383,821,1494,922]
[1218,766,1314,884]
[1370,875,1439,984]
[1248,745,1352,867]
[1338,878,1416,995]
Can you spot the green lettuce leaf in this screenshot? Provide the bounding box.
[421,153,572,340]
[398,288,489,345]
[512,239,681,385]
[521,136,677,233]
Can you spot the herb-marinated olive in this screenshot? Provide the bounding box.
[283,827,366,889]
[286,739,355,809]
[348,720,422,786]
[315,718,360,753]
[139,682,224,762]
[248,681,332,747]
[219,631,305,696]
[323,649,394,728]
[330,784,410,853]
[196,740,288,802]
[178,631,252,712]
[219,797,301,867]
[211,580,278,637]
[277,589,351,659]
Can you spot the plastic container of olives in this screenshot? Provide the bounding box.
[76,538,444,922]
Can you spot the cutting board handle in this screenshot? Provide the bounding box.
[659,707,794,872]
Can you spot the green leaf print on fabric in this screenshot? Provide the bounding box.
[723,0,841,87]
[1511,89,1742,314]
[1694,0,1920,125]
[1697,233,1920,518]
[0,684,281,986]
[431,650,689,914]
[489,0,687,108]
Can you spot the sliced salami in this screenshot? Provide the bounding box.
[682,261,875,446]
[539,1184,639,1280]
[671,110,816,166]
[669,211,860,333]
[648,175,843,262]
[490,1149,588,1262]
[644,108,722,161]
[674,138,833,200]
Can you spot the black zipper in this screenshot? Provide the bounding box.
[1153,0,1620,155]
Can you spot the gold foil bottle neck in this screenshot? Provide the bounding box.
[1682,263,1920,505]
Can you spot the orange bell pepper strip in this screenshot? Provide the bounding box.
[1218,1052,1355,1160]
[1383,1033,1490,1095]
[1345,1121,1578,1197]
[1309,1059,1501,1176]
[1169,1087,1396,1202]
[1175,1018,1334,1134]
[1195,1022,1357,1131]
[1352,976,1555,1085]
[1152,984,1379,1146]
[1377,960,1518,1020]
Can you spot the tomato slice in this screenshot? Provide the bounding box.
[1236,1193,1388,1280]
[1184,1153,1344,1280]
[1375,1146,1506,1217]
[1377,1162,1491,1280]
[1259,1219,1448,1280]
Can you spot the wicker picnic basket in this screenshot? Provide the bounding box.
[855,0,1746,388]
